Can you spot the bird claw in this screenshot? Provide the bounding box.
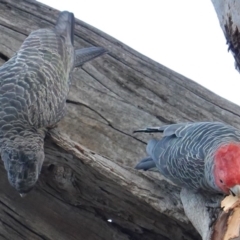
[205,198,223,228]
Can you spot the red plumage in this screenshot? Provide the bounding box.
[214,143,240,194]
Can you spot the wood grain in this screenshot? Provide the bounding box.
[0,0,239,239]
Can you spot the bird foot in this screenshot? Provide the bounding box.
[205,197,223,228]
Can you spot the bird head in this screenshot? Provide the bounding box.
[214,143,240,197]
[1,141,44,196]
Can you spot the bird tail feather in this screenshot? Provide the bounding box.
[74,47,107,67]
[133,123,189,137]
[133,127,166,133]
[135,157,158,171]
[55,11,75,45]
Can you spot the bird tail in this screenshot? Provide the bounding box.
[146,139,159,155]
[133,127,166,133]
[55,11,75,45]
[135,156,158,171]
[135,138,159,171]
[133,123,187,137]
[74,47,107,67]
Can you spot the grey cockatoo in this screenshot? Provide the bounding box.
[135,122,240,197]
[0,11,106,196]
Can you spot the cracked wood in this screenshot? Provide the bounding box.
[0,0,239,239]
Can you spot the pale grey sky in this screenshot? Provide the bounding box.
[39,0,240,105]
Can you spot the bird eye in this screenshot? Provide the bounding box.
[219,179,223,183]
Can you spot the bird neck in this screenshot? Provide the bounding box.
[0,127,45,150]
[214,143,240,194]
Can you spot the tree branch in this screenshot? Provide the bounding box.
[0,0,240,239]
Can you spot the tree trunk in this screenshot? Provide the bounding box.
[211,0,240,71]
[0,0,240,239]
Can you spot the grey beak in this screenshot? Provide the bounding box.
[20,193,26,198]
[230,185,240,197]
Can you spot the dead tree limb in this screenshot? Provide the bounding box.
[211,0,240,71]
[0,0,240,239]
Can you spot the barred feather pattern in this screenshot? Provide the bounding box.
[0,11,106,194]
[0,11,75,194]
[0,29,74,132]
[137,122,240,193]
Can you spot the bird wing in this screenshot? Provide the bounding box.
[0,12,76,129]
[145,122,240,191]
[149,131,206,190]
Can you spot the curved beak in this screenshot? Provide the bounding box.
[230,185,240,197]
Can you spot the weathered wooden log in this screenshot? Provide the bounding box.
[211,0,240,71]
[0,0,240,239]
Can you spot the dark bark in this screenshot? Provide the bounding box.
[211,0,240,72]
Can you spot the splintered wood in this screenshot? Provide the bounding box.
[221,195,240,212]
[220,195,240,240]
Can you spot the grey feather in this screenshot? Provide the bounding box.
[0,11,106,195]
[75,47,107,67]
[134,123,194,137]
[55,11,74,45]
[135,122,240,194]
[135,156,158,171]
